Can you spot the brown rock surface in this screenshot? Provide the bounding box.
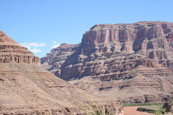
[41,21,173,103]
[0,31,40,64]
[0,31,122,115]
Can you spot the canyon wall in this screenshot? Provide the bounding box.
[42,21,173,103]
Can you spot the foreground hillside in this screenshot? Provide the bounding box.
[0,31,122,115]
[42,21,173,103]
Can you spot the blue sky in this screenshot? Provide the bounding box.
[0,0,173,57]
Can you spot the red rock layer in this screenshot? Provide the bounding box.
[41,21,173,103]
[0,31,40,64]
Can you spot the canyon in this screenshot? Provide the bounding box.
[42,21,173,104]
[0,31,122,115]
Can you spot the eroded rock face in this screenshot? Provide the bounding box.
[41,21,173,103]
[41,43,78,77]
[0,31,122,115]
[0,31,40,64]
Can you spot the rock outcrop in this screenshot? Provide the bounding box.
[0,31,40,64]
[0,31,122,115]
[41,21,173,103]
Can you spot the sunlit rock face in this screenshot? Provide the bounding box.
[42,21,173,103]
[0,31,40,64]
[0,31,123,115]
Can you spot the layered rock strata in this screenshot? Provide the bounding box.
[0,31,122,115]
[0,31,40,64]
[42,21,173,103]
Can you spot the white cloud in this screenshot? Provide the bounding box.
[30,49,42,53]
[28,43,46,47]
[21,42,46,49]
[51,41,60,49]
[21,42,46,54]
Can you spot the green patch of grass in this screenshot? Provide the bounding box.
[137,107,164,114]
[123,103,165,115]
[123,103,163,107]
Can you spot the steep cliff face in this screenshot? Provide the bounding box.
[41,21,173,103]
[0,31,122,115]
[41,43,78,77]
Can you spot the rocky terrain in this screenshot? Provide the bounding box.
[0,31,122,115]
[42,21,173,104]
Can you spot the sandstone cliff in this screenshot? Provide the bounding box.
[41,21,173,104]
[0,31,122,115]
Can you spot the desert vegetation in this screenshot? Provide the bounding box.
[124,100,173,115]
[85,103,116,115]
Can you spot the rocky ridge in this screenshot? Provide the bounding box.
[0,31,40,64]
[0,31,122,115]
[41,21,173,103]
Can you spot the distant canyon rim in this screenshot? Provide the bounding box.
[41,21,173,104]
